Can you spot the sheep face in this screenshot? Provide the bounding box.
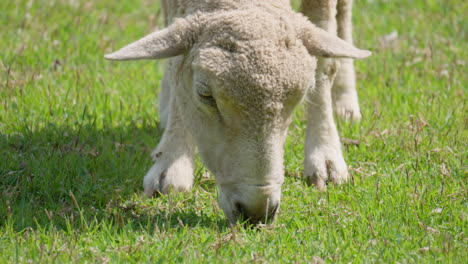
[174,11,315,224]
[172,12,315,223]
[105,7,370,225]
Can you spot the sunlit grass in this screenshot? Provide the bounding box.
[1,0,466,262]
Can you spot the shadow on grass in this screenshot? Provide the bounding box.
[0,120,224,231]
[106,200,227,231]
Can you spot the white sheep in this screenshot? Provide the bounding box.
[105,0,370,225]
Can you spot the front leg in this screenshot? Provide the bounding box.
[144,93,195,196]
[301,0,348,189]
[304,58,348,189]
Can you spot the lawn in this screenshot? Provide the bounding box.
[0,0,466,263]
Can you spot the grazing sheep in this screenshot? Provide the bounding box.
[105,0,370,225]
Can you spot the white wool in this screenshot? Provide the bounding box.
[106,0,370,224]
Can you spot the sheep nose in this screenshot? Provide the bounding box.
[234,201,280,226]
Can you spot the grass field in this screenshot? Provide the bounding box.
[1,0,466,262]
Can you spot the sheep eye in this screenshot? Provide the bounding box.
[198,89,212,98]
[197,83,217,107]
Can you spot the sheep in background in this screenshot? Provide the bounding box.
[105,0,370,225]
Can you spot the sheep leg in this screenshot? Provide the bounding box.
[147,0,194,196]
[301,0,348,189]
[158,67,171,129]
[144,84,195,196]
[332,0,361,121]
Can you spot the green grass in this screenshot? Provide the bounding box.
[1,0,466,262]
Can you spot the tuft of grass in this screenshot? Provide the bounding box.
[1,0,466,262]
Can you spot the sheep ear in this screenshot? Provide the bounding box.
[298,22,371,59]
[105,17,199,61]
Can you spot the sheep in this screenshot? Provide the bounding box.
[105,0,370,225]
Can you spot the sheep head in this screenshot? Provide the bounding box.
[105,7,370,225]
